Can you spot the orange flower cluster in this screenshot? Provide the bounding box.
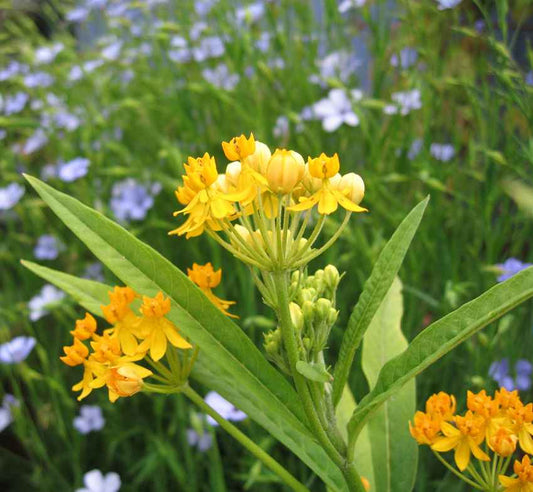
[410,388,533,491]
[60,287,191,402]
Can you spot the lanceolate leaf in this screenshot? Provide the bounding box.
[332,197,429,406]
[361,278,417,492]
[23,175,346,491]
[347,266,533,452]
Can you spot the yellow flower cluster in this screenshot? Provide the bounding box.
[60,287,191,402]
[170,133,367,271]
[410,388,533,491]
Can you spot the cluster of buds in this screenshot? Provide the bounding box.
[60,264,235,402]
[169,133,366,273]
[410,388,533,491]
[264,266,341,374]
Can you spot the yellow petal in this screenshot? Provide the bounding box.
[288,194,319,211]
[162,320,192,349]
[499,475,519,487]
[519,428,533,454]
[119,328,139,356]
[317,189,338,215]
[335,190,368,212]
[431,436,459,452]
[150,328,167,361]
[469,438,490,462]
[454,439,471,471]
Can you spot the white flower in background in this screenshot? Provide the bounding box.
[23,72,54,88]
[0,336,36,364]
[28,284,65,321]
[0,183,25,210]
[312,88,361,132]
[314,50,360,85]
[437,0,462,10]
[383,89,422,115]
[204,391,247,426]
[430,143,455,161]
[4,92,29,115]
[57,157,91,182]
[273,115,289,139]
[74,405,105,434]
[193,36,225,62]
[236,2,265,24]
[390,47,418,69]
[35,42,64,64]
[338,0,366,13]
[76,470,121,492]
[0,395,19,432]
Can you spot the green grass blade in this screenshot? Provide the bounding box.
[23,174,346,491]
[332,197,429,406]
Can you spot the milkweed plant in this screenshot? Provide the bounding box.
[21,133,533,491]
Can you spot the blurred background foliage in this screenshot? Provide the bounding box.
[1,0,533,490]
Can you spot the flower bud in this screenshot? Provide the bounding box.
[214,174,230,193]
[337,173,365,204]
[70,313,97,341]
[225,161,242,187]
[490,427,517,457]
[289,302,304,332]
[302,300,315,324]
[60,338,89,367]
[302,163,323,193]
[315,298,334,323]
[324,265,341,295]
[244,141,271,175]
[300,288,317,303]
[308,153,340,179]
[266,149,305,194]
[108,364,152,400]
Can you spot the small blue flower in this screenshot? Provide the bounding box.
[22,128,48,155]
[0,61,27,81]
[338,0,366,13]
[83,262,105,282]
[28,284,65,321]
[526,71,533,86]
[0,183,25,210]
[74,405,105,434]
[202,64,239,90]
[4,92,29,115]
[390,48,418,69]
[34,43,64,65]
[34,235,62,260]
[430,143,455,162]
[383,90,422,115]
[496,258,532,282]
[0,394,19,432]
[273,115,289,139]
[0,336,36,364]
[193,36,225,62]
[489,358,532,392]
[76,470,121,492]
[58,157,90,182]
[312,88,361,132]
[408,139,423,160]
[204,391,247,427]
[110,179,156,222]
[186,428,213,452]
[437,0,462,9]
[23,72,54,88]
[66,6,90,23]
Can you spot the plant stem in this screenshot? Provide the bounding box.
[182,385,309,492]
[431,450,485,490]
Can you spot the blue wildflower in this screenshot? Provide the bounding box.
[437,0,462,9]
[0,183,25,210]
[76,470,121,492]
[202,64,239,90]
[193,36,225,62]
[110,178,156,222]
[312,88,361,132]
[384,90,422,115]
[489,358,532,392]
[204,391,247,427]
[0,394,19,432]
[0,336,36,364]
[34,235,62,260]
[338,0,366,12]
[408,139,423,160]
[390,47,418,69]
[83,262,105,282]
[526,71,533,86]
[22,128,48,155]
[35,43,64,64]
[430,143,455,162]
[187,428,213,452]
[496,258,532,282]
[28,284,65,321]
[4,92,29,115]
[74,405,105,434]
[23,72,54,88]
[57,157,90,182]
[273,115,290,139]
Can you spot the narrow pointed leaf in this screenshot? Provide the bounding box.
[23,175,346,491]
[348,267,533,450]
[361,278,417,492]
[332,197,429,406]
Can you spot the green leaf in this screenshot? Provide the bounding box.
[21,260,110,315]
[360,278,417,492]
[23,175,346,491]
[332,197,429,406]
[348,266,533,451]
[296,361,332,383]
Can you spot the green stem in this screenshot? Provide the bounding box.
[431,450,485,490]
[183,385,309,492]
[271,271,348,473]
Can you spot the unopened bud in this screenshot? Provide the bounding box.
[225,161,242,187]
[244,141,271,175]
[302,301,315,323]
[289,302,304,332]
[315,298,333,323]
[337,173,365,204]
[266,149,305,194]
[324,265,341,291]
[300,288,316,303]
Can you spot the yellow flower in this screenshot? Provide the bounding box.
[426,392,456,421]
[136,292,192,361]
[409,411,442,445]
[72,360,101,401]
[101,287,141,356]
[89,331,122,364]
[243,141,271,175]
[70,312,97,341]
[508,402,533,454]
[170,153,237,238]
[495,387,522,411]
[222,133,256,161]
[60,337,89,367]
[361,477,370,491]
[187,263,238,318]
[265,149,305,194]
[431,411,490,471]
[289,154,368,215]
[499,455,533,492]
[490,427,518,457]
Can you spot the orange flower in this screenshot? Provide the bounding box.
[426,392,456,421]
[70,313,97,340]
[499,455,533,491]
[409,411,442,445]
[222,133,256,161]
[60,337,89,367]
